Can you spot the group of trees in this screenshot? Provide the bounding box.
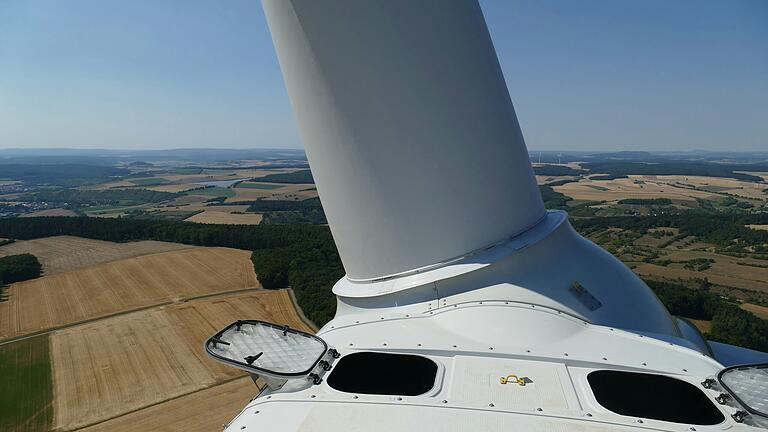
[246,198,328,225]
[246,197,322,212]
[0,254,42,285]
[572,211,768,255]
[252,169,314,184]
[532,165,582,176]
[539,185,571,209]
[251,235,343,324]
[648,279,768,352]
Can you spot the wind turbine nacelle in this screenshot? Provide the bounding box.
[263,0,685,343]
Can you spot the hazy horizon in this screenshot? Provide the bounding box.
[1,0,766,151]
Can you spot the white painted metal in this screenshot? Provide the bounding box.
[333,210,680,336]
[222,306,765,431]
[207,322,326,375]
[262,0,545,281]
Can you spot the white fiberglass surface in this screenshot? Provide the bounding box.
[720,365,768,416]
[210,323,325,374]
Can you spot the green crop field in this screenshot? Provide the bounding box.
[185,186,236,197]
[0,335,53,432]
[129,177,170,186]
[81,204,143,214]
[236,182,285,190]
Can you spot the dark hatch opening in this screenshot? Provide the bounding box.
[588,370,724,425]
[327,352,437,396]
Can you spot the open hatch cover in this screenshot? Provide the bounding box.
[719,363,768,428]
[205,320,333,380]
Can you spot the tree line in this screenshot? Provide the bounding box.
[648,279,768,352]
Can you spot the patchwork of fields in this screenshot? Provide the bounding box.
[185,210,264,225]
[52,290,307,430]
[553,174,768,207]
[80,167,319,220]
[79,377,256,432]
[0,237,309,432]
[0,247,257,341]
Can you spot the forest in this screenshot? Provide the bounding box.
[253,169,314,184]
[0,253,42,285]
[648,279,768,352]
[246,197,322,212]
[571,211,768,255]
[0,164,127,186]
[578,161,768,182]
[247,198,327,225]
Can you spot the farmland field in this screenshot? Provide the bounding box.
[0,335,53,432]
[21,209,79,218]
[78,377,256,432]
[146,184,201,193]
[226,183,316,203]
[236,182,285,190]
[51,289,309,430]
[185,186,236,197]
[129,178,170,186]
[554,175,718,204]
[0,247,258,340]
[0,236,194,275]
[741,303,768,320]
[185,211,263,225]
[631,249,768,294]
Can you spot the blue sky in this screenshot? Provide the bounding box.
[0,0,766,151]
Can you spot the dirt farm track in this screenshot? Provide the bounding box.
[0,237,311,431]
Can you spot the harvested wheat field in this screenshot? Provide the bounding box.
[51,290,308,431]
[185,210,263,225]
[741,303,768,320]
[632,249,768,294]
[651,175,768,200]
[634,262,768,295]
[0,247,258,340]
[147,183,201,193]
[21,209,78,218]
[0,236,194,275]
[78,377,256,432]
[554,176,717,203]
[226,183,316,203]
